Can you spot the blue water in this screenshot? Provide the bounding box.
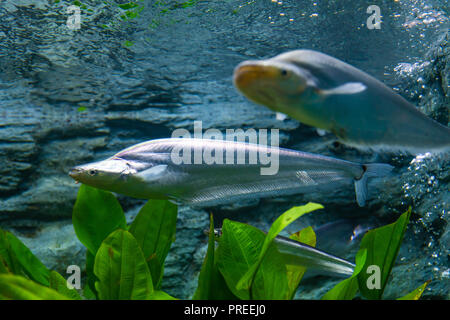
[0,0,448,299]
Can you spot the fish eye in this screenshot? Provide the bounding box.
[88,169,98,176]
[280,69,288,76]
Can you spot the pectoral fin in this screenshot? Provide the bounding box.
[320,82,367,96]
[137,164,168,182]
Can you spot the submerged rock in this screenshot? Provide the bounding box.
[0,0,448,299]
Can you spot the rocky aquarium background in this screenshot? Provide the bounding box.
[0,0,448,299]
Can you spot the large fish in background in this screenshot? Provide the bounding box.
[233,49,450,154]
[69,138,393,207]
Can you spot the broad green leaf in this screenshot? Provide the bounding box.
[237,203,323,291]
[251,244,289,299]
[193,214,216,299]
[6,232,50,286]
[0,230,22,275]
[149,290,178,300]
[193,215,238,300]
[397,280,430,300]
[49,271,82,300]
[205,260,239,300]
[0,257,8,274]
[72,184,127,255]
[0,274,70,300]
[216,220,293,300]
[94,229,153,300]
[83,250,97,299]
[0,229,50,286]
[357,208,411,300]
[322,249,367,300]
[289,227,316,245]
[285,226,316,299]
[82,281,96,300]
[129,199,177,289]
[216,220,265,300]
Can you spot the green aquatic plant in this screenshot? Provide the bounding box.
[0,185,430,300]
[321,208,431,300]
[53,0,202,44]
[357,209,412,300]
[118,2,145,21]
[122,40,135,47]
[236,203,323,296]
[77,105,88,112]
[321,249,367,300]
[198,206,429,300]
[149,0,201,30]
[72,185,177,299]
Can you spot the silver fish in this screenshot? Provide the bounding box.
[274,234,355,278]
[233,49,450,154]
[212,228,355,278]
[69,138,393,206]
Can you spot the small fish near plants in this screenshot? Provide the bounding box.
[0,185,429,300]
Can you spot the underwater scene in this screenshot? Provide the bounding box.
[0,0,448,301]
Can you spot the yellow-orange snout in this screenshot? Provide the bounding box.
[233,61,284,108]
[233,61,279,91]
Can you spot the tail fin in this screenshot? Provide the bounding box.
[354,163,394,207]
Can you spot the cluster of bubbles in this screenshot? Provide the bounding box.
[402,153,448,213]
[403,154,439,200]
[400,152,449,283]
[267,0,319,24]
[402,7,448,29]
[403,154,447,237]
[268,0,293,23]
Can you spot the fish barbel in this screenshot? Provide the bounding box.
[69,138,393,206]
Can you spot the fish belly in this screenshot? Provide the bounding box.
[169,162,353,206]
[329,93,450,153]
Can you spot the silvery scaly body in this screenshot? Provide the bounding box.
[233,49,450,154]
[269,219,371,278]
[69,138,393,207]
[212,228,355,278]
[274,235,355,277]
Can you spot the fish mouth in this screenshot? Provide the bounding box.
[69,167,82,182]
[233,62,279,89]
[233,62,278,106]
